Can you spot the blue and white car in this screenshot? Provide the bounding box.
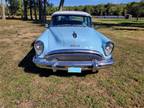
[33,11,114,73]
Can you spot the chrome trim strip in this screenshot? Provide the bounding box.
[47,49,103,57]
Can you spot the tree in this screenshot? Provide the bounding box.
[29,0,33,20]
[38,0,42,21]
[6,0,23,18]
[105,3,110,15]
[1,0,6,19]
[95,5,105,16]
[59,0,64,11]
[17,0,22,17]
[83,6,94,14]
[6,0,18,17]
[33,0,37,21]
[23,0,28,20]
[127,2,144,20]
[38,0,49,23]
[43,0,47,23]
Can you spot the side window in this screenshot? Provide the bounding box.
[83,17,92,27]
[87,17,92,27]
[83,17,88,26]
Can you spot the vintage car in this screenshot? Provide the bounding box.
[33,11,114,73]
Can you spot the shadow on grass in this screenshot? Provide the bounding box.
[18,48,97,77]
[30,19,51,26]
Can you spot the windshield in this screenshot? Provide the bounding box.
[51,15,92,27]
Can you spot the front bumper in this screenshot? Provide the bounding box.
[33,56,114,72]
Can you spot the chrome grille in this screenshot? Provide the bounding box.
[45,49,103,61]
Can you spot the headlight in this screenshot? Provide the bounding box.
[34,41,44,56]
[103,42,114,56]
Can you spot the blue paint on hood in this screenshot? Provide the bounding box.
[37,26,111,58]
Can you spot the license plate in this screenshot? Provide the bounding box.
[68,67,81,73]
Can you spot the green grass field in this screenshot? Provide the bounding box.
[0,19,144,108]
[93,18,144,28]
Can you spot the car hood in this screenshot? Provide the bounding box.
[38,26,110,57]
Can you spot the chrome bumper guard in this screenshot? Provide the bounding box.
[33,56,114,72]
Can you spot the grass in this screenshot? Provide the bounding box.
[0,19,144,108]
[93,18,144,28]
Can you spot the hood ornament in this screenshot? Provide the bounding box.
[71,32,80,47]
[72,32,77,39]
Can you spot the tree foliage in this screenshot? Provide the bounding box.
[2,1,144,21]
[61,4,127,16]
[6,0,19,16]
[127,2,144,18]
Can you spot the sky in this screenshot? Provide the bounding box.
[49,0,141,6]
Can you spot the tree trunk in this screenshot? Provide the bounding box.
[2,0,6,20]
[29,0,33,20]
[38,0,42,22]
[1,0,2,18]
[59,0,64,11]
[34,0,37,21]
[43,0,47,23]
[23,0,28,20]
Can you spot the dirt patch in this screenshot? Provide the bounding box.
[18,101,34,108]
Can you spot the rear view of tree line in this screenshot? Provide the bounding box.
[0,0,144,21]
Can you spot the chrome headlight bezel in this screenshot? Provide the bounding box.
[34,41,44,56]
[103,42,114,56]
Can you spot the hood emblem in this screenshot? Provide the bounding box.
[72,32,77,39]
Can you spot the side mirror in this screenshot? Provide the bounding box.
[45,24,49,28]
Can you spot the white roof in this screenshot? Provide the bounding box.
[52,11,91,17]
